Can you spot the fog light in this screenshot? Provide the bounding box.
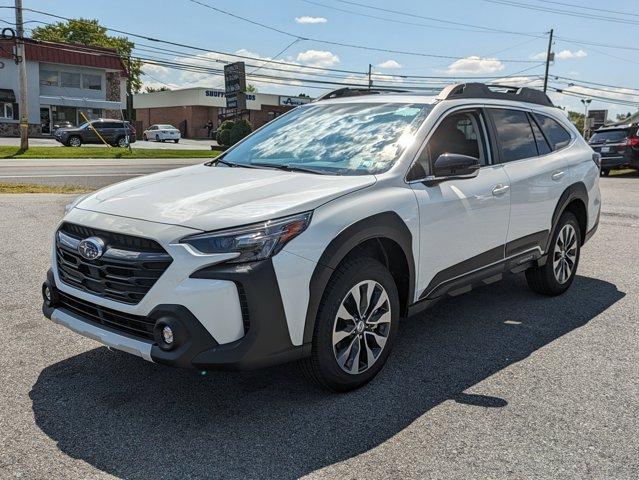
[162,325,174,345]
[43,285,52,302]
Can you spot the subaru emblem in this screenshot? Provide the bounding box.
[77,236,105,260]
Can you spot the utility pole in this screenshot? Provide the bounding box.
[581,98,592,139]
[126,56,133,121]
[368,64,372,90]
[542,28,554,94]
[15,0,28,150]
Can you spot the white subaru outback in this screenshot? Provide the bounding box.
[42,83,601,391]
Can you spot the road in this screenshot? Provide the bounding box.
[0,175,637,479]
[0,136,216,150]
[0,157,207,188]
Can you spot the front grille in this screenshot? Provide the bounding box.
[58,291,155,340]
[56,222,172,304]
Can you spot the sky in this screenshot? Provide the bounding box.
[5,0,639,119]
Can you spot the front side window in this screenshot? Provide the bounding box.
[82,74,102,90]
[533,113,571,150]
[221,102,432,175]
[40,70,59,87]
[490,108,538,162]
[60,72,81,88]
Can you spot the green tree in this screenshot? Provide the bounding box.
[567,111,585,134]
[145,86,171,93]
[31,18,143,92]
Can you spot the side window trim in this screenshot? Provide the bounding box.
[527,112,552,156]
[406,105,493,182]
[530,111,574,152]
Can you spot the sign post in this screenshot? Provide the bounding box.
[224,62,246,114]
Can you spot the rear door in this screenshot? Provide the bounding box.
[488,108,572,255]
[409,107,512,299]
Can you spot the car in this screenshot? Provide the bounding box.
[42,83,601,392]
[588,123,639,176]
[143,124,181,143]
[53,119,136,147]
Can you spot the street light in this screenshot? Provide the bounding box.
[581,98,592,139]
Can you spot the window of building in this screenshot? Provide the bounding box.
[78,108,102,122]
[533,113,572,150]
[490,108,538,162]
[1,102,13,119]
[60,72,81,89]
[82,74,102,90]
[40,70,59,87]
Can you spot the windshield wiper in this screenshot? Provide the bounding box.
[251,163,332,175]
[205,158,257,169]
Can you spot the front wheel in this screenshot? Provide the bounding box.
[143,134,148,141]
[525,211,581,296]
[116,137,127,148]
[67,136,82,147]
[302,257,399,392]
[174,139,179,143]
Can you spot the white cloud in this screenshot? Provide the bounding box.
[445,56,505,74]
[530,49,587,61]
[295,16,327,24]
[376,59,402,69]
[556,49,587,60]
[296,49,340,68]
[142,63,170,76]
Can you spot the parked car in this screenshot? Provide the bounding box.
[42,83,601,391]
[53,119,136,147]
[143,124,181,143]
[588,124,639,175]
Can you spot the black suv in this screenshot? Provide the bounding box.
[54,119,136,147]
[588,124,639,176]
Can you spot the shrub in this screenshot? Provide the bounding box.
[216,128,231,147]
[229,119,252,146]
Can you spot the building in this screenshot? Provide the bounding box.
[0,38,128,137]
[133,88,312,138]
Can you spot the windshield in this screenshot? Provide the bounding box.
[158,125,175,129]
[589,129,630,143]
[221,102,431,175]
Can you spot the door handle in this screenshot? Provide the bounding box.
[492,184,510,196]
[551,170,565,181]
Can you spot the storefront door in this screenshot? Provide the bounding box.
[40,107,51,135]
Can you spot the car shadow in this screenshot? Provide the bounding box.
[30,274,624,480]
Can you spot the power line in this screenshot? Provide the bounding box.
[533,0,635,18]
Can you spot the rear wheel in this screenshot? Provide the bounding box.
[174,139,179,143]
[67,136,81,147]
[302,257,399,392]
[116,136,127,148]
[525,211,581,296]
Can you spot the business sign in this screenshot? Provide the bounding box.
[279,96,311,106]
[588,109,608,129]
[224,62,247,110]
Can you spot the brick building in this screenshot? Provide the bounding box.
[0,37,127,137]
[133,88,312,139]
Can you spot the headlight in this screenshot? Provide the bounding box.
[64,193,89,215]
[181,211,312,263]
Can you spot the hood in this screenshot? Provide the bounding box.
[76,163,376,231]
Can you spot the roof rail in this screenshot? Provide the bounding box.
[436,83,554,107]
[315,87,409,101]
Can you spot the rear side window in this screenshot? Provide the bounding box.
[529,114,552,155]
[490,108,538,162]
[533,113,571,150]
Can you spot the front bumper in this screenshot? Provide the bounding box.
[43,258,309,370]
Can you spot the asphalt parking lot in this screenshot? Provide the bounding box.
[0,174,637,479]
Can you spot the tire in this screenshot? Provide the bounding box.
[68,136,82,147]
[116,137,127,148]
[601,169,610,177]
[143,134,148,141]
[302,257,400,392]
[174,139,179,143]
[525,211,581,296]
[155,134,160,142]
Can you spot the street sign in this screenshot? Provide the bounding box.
[224,61,246,110]
[588,109,608,129]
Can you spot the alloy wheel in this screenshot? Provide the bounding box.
[332,280,392,375]
[553,224,577,284]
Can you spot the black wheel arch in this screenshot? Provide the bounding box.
[302,212,415,344]
[546,182,589,252]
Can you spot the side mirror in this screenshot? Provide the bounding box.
[431,153,481,179]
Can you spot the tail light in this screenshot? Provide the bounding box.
[626,137,639,147]
[592,152,601,169]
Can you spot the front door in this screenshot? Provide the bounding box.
[40,107,51,135]
[409,108,511,300]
